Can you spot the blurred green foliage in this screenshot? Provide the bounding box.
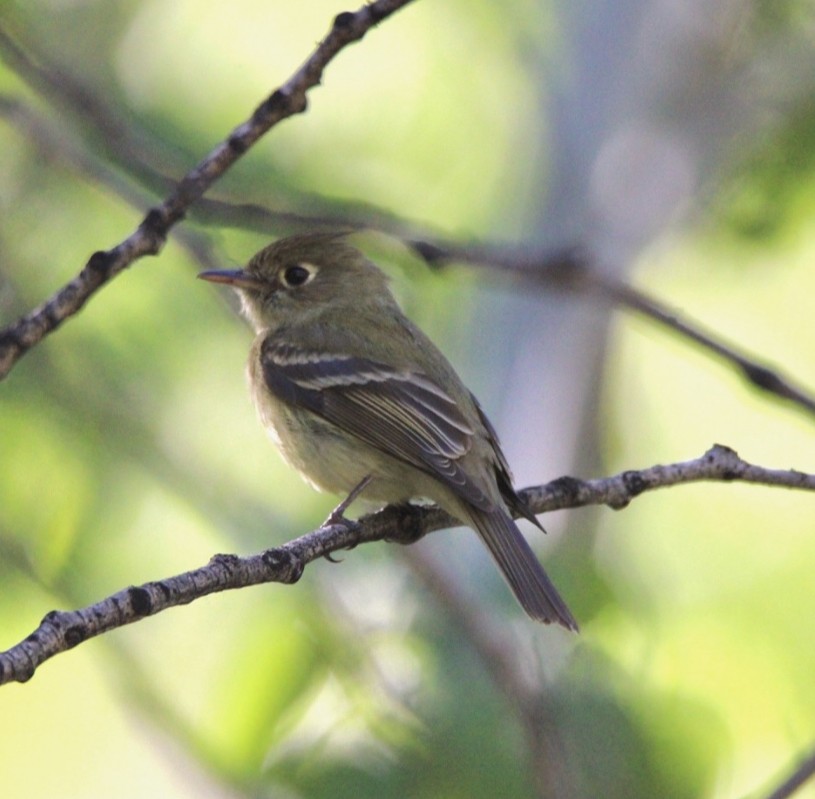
[1,2,815,799]
[717,97,815,241]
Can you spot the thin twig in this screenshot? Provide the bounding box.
[406,240,815,421]
[1,444,812,685]
[0,0,417,379]
[763,745,815,799]
[592,276,815,416]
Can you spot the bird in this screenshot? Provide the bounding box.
[199,231,577,631]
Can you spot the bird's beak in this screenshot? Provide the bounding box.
[198,269,264,290]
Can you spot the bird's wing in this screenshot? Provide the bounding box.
[260,340,495,511]
[470,392,544,531]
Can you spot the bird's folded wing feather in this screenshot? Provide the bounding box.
[470,392,543,531]
[260,340,495,511]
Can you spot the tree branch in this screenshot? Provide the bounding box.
[1,444,812,686]
[590,274,815,417]
[763,744,815,799]
[2,36,813,426]
[407,240,815,421]
[0,0,417,379]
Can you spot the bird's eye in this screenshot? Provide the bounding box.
[281,263,316,288]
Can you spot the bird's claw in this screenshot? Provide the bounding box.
[321,475,373,530]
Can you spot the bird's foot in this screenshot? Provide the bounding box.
[321,476,373,562]
[321,475,373,529]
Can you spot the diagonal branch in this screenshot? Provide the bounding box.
[591,276,815,416]
[1,444,813,686]
[763,744,815,799]
[2,47,813,425]
[0,0,417,380]
[407,239,815,421]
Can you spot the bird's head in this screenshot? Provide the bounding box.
[199,232,393,332]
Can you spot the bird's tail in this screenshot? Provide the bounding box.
[468,507,578,631]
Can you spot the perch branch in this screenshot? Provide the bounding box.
[1,444,812,685]
[763,743,815,799]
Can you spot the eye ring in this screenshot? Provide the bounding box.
[281,262,317,288]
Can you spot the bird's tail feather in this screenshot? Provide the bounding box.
[468,508,578,631]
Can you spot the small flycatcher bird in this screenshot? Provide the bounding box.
[199,232,577,631]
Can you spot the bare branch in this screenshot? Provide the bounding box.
[1,444,812,685]
[0,0,417,379]
[520,442,815,512]
[763,744,815,799]
[592,276,815,416]
[407,240,815,422]
[2,45,813,426]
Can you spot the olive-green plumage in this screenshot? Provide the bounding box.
[199,232,577,630]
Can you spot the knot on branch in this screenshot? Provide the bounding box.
[333,11,356,28]
[208,553,245,585]
[703,443,743,480]
[409,239,448,269]
[546,476,585,505]
[254,89,307,126]
[621,470,648,500]
[226,133,249,155]
[262,547,304,583]
[127,586,153,617]
[139,207,171,249]
[382,503,429,545]
[85,250,114,275]
[741,363,787,395]
[64,624,87,648]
